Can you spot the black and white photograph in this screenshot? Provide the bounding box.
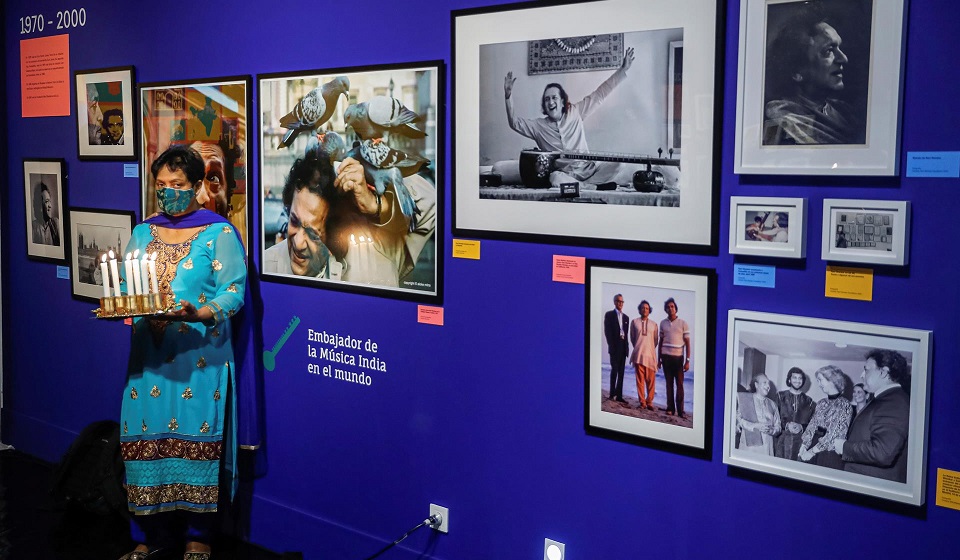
[586,261,714,452]
[723,310,931,505]
[68,208,135,302]
[729,196,806,258]
[453,0,721,251]
[479,30,681,204]
[734,0,907,175]
[75,66,136,160]
[761,0,871,146]
[259,62,442,302]
[24,158,67,263]
[821,199,909,266]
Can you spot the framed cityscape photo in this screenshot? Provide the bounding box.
[24,158,67,263]
[139,76,251,253]
[452,0,723,253]
[68,208,135,302]
[821,199,909,266]
[75,66,136,160]
[723,310,931,505]
[586,260,715,453]
[258,61,443,303]
[729,196,806,258]
[734,0,907,175]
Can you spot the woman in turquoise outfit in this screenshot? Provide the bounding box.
[119,146,246,560]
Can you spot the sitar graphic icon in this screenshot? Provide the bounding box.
[263,316,300,371]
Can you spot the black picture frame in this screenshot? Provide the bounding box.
[451,0,724,254]
[67,207,136,302]
[74,66,137,161]
[257,60,445,303]
[585,259,716,455]
[24,158,68,263]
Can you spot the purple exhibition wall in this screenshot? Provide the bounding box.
[3,0,959,558]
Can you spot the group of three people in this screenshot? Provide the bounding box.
[605,295,691,418]
[737,349,911,483]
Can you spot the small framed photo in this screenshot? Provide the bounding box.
[75,66,136,160]
[586,260,715,453]
[139,76,252,253]
[258,61,443,302]
[452,0,723,252]
[733,0,907,175]
[67,208,135,302]
[821,199,909,266]
[24,158,67,263]
[729,196,806,258]
[724,310,931,505]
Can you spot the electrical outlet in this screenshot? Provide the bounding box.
[429,503,448,533]
[544,538,565,560]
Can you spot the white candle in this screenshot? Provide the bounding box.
[99,254,111,299]
[131,250,143,296]
[109,250,122,298]
[149,252,159,294]
[123,253,134,296]
[139,256,150,295]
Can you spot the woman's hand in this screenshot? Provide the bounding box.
[160,300,213,323]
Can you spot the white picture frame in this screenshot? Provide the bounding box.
[821,199,909,266]
[67,208,135,302]
[729,196,806,258]
[724,310,932,505]
[452,0,722,252]
[733,0,907,175]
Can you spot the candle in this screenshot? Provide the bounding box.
[131,250,143,296]
[149,252,159,295]
[123,253,134,296]
[140,255,150,295]
[99,254,111,299]
[109,250,122,298]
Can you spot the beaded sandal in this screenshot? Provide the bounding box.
[183,552,211,560]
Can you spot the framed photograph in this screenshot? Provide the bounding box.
[67,208,135,302]
[821,199,909,266]
[452,0,723,252]
[723,310,932,505]
[139,76,252,252]
[75,66,136,160]
[586,261,715,452]
[258,61,443,302]
[733,0,907,175]
[24,158,67,263]
[729,196,806,258]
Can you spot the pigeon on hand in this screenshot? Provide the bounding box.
[343,95,427,140]
[359,138,429,178]
[344,144,419,232]
[277,76,350,149]
[305,130,348,164]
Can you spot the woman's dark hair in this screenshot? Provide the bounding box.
[150,145,205,185]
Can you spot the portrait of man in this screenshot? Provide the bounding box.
[31,177,61,246]
[100,108,125,145]
[762,0,871,145]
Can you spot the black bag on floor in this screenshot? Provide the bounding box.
[50,419,128,517]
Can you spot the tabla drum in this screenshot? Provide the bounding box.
[633,169,665,193]
[519,149,561,188]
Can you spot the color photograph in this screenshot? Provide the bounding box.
[729,196,806,258]
[258,62,442,302]
[140,77,251,252]
[75,66,136,160]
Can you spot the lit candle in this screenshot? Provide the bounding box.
[139,254,150,295]
[109,250,122,298]
[124,252,134,296]
[131,250,143,296]
[99,254,111,299]
[149,252,159,294]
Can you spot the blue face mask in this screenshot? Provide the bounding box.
[156,187,195,215]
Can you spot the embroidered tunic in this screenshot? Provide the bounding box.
[120,223,246,515]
